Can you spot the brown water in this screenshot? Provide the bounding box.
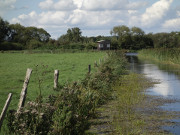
[126,53,180,134]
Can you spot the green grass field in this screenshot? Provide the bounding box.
[0,51,106,111]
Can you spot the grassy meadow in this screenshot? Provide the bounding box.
[0,51,106,111]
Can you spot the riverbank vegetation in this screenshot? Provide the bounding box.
[138,48,180,66]
[112,74,179,134]
[87,73,179,135]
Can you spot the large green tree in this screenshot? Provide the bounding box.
[110,25,154,50]
[151,32,179,48]
[110,25,130,37]
[110,25,131,49]
[68,27,82,43]
[0,17,11,42]
[10,24,50,48]
[58,27,82,44]
[131,27,145,36]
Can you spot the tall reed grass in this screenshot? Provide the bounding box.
[138,48,180,65]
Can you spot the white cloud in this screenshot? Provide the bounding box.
[81,0,147,11]
[127,1,148,10]
[128,10,138,15]
[11,10,71,38]
[39,11,69,25]
[72,0,83,8]
[11,10,70,26]
[177,11,180,17]
[39,0,77,11]
[162,18,180,30]
[39,0,53,10]
[67,9,129,29]
[129,15,140,27]
[0,0,16,16]
[141,0,173,27]
[67,9,86,25]
[81,0,129,11]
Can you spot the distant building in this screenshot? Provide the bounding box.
[97,40,111,50]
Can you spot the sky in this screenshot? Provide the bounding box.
[0,0,180,39]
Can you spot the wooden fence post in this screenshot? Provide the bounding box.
[99,59,101,64]
[54,70,59,89]
[94,61,97,67]
[0,93,13,130]
[88,65,91,73]
[17,68,32,113]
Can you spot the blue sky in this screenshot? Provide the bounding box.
[1,0,180,39]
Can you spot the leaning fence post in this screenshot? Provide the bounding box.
[0,93,13,130]
[88,65,91,73]
[54,70,59,89]
[17,68,32,113]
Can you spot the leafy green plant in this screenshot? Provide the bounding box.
[51,82,97,135]
[7,101,55,135]
[82,51,127,104]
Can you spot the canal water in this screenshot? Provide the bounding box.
[126,53,180,134]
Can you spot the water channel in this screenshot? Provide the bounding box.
[126,53,180,134]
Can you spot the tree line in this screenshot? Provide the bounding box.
[1,17,180,50]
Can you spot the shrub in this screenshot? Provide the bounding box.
[82,51,127,104]
[50,83,97,135]
[7,101,55,135]
[27,39,43,49]
[0,41,23,50]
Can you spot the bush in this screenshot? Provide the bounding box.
[82,51,127,104]
[7,101,55,135]
[27,39,43,49]
[51,83,97,135]
[0,41,23,50]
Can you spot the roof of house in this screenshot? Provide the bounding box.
[97,40,110,43]
[97,40,105,43]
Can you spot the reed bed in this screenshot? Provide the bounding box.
[138,48,180,66]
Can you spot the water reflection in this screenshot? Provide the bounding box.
[126,54,180,98]
[126,53,180,134]
[144,65,180,97]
